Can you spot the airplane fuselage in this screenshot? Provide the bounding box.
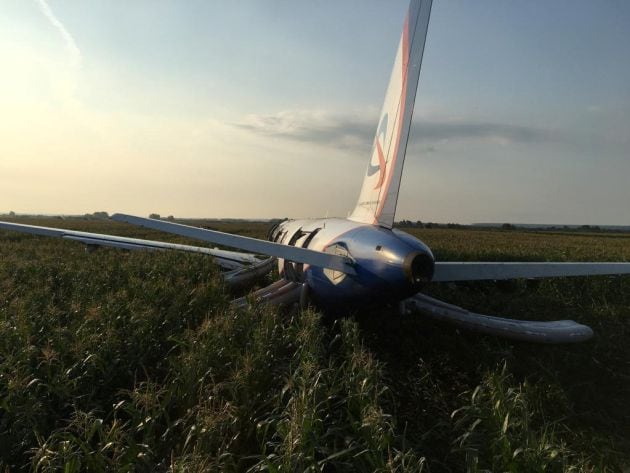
[269,218,435,308]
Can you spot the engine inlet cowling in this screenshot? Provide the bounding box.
[403,251,435,286]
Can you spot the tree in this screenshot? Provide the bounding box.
[149,213,161,219]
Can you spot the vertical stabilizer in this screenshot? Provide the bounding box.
[349,0,432,228]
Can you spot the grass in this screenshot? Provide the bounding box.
[0,218,629,471]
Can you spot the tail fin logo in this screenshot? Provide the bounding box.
[366,113,388,189]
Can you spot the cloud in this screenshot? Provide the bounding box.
[235,110,374,149]
[234,109,557,151]
[413,121,555,145]
[36,0,82,99]
[36,0,82,67]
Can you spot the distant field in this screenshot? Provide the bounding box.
[1,218,629,471]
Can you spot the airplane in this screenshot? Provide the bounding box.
[2,0,630,344]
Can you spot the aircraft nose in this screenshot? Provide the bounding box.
[403,251,435,286]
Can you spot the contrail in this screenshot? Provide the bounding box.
[36,0,82,69]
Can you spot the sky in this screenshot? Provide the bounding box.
[1,0,629,225]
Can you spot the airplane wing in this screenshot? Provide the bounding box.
[111,214,356,275]
[0,220,264,270]
[432,262,630,282]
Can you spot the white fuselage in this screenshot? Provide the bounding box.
[269,218,435,307]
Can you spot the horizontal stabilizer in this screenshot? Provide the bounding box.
[403,293,593,343]
[111,214,356,275]
[433,262,630,282]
